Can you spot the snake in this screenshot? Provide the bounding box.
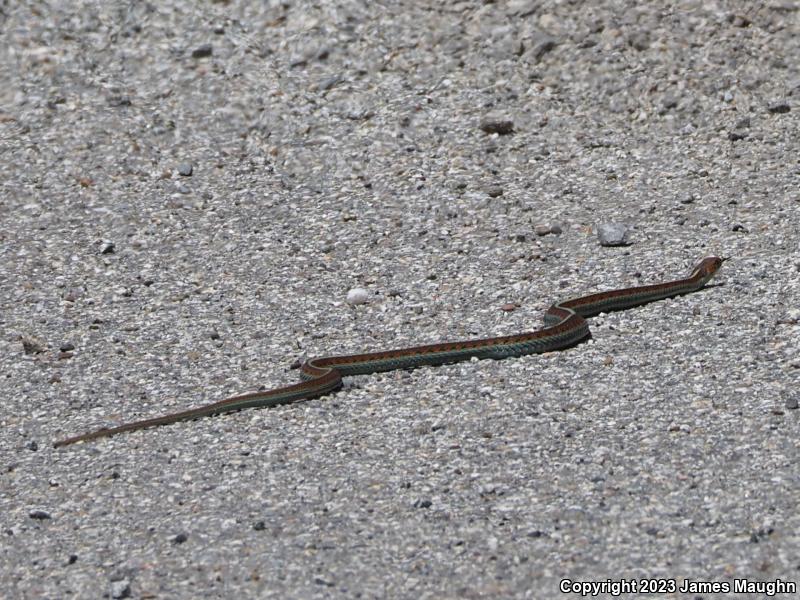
[53,256,724,447]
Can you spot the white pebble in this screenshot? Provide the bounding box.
[346,287,370,305]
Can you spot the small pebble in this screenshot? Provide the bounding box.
[728,14,751,27]
[778,308,800,324]
[785,397,798,410]
[191,44,213,58]
[64,287,83,302]
[526,33,557,61]
[29,510,51,520]
[767,102,790,114]
[534,223,561,236]
[480,112,514,135]
[172,532,189,544]
[177,163,193,176]
[597,222,631,246]
[486,186,504,198]
[346,288,370,305]
[110,580,131,599]
[20,336,46,355]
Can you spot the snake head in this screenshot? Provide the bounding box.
[691,256,725,281]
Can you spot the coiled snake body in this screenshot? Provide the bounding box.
[54,257,724,447]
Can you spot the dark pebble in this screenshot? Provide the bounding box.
[172,532,189,544]
[480,113,514,135]
[486,186,504,198]
[192,44,213,58]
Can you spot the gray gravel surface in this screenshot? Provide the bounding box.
[2,1,799,598]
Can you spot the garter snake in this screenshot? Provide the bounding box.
[54,256,724,447]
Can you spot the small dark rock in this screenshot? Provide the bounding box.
[728,14,751,27]
[527,529,545,538]
[172,532,189,544]
[768,102,790,114]
[107,95,132,107]
[527,34,557,62]
[29,510,51,520]
[192,44,213,58]
[785,397,798,410]
[662,95,678,109]
[177,163,193,176]
[486,186,504,198]
[480,113,514,135]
